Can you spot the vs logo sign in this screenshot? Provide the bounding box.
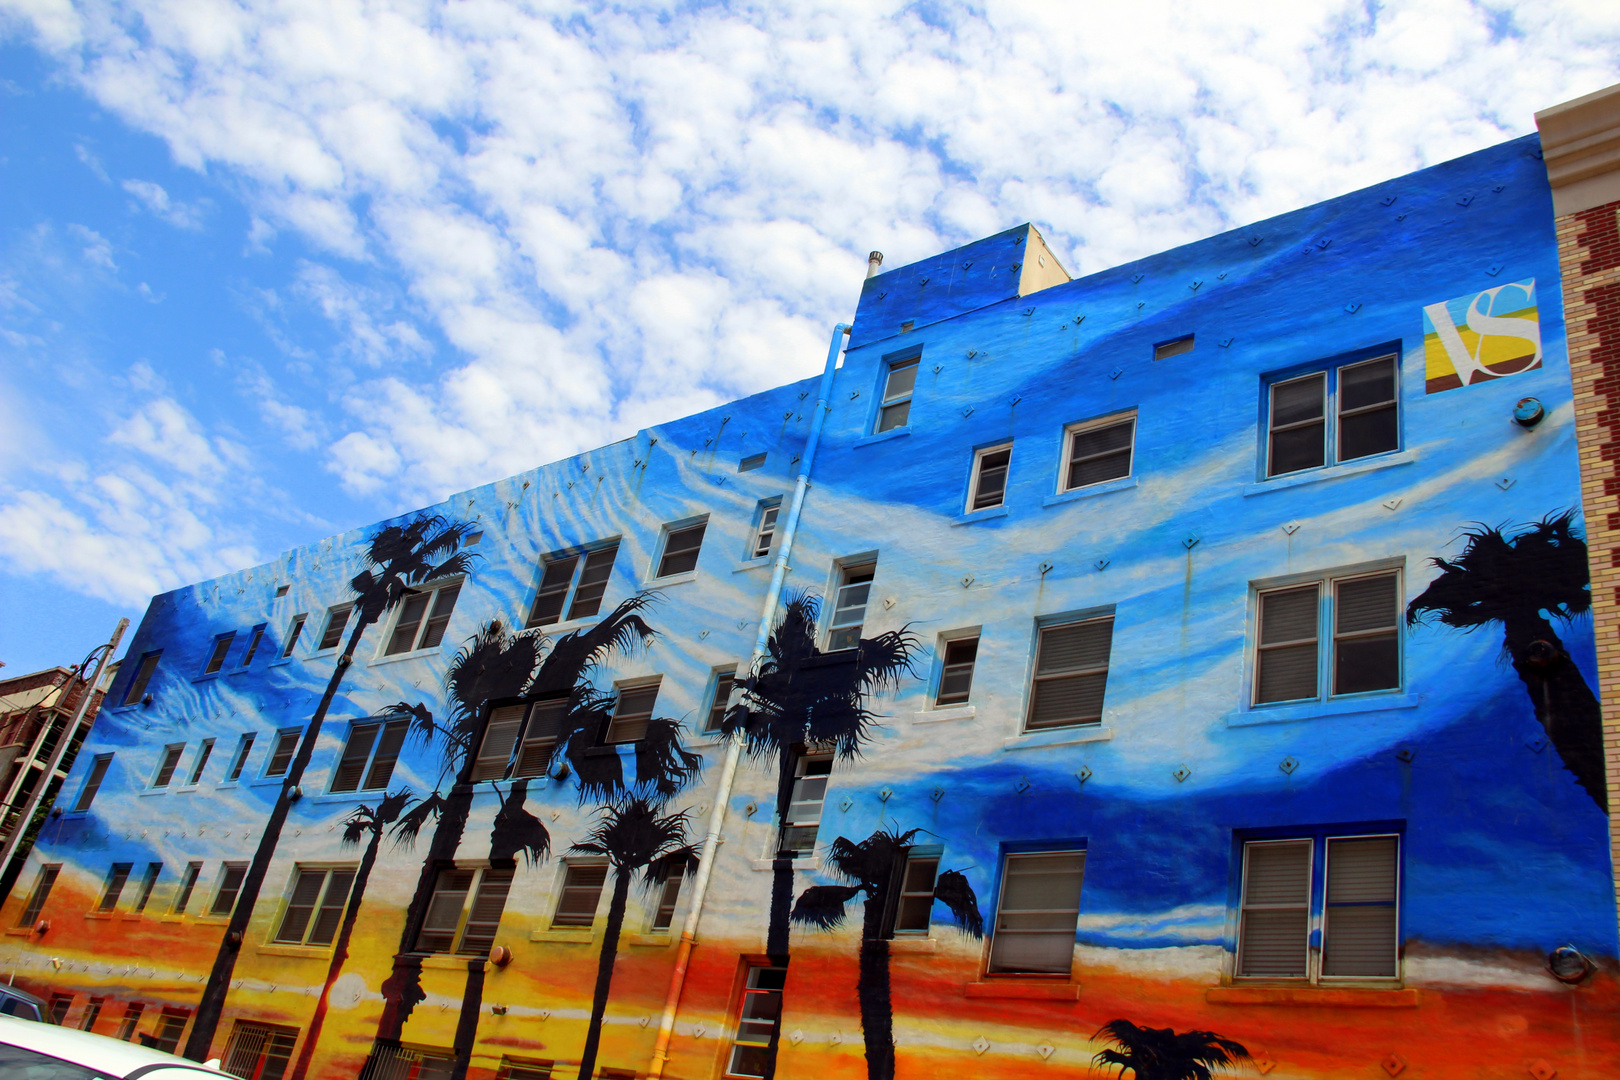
[1422,279,1541,394]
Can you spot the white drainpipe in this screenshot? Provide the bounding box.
[646,321,851,1077]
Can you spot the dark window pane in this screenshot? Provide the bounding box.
[658,523,707,577]
[883,360,918,401]
[1335,636,1400,695]
[568,545,618,620]
[1340,405,1398,460]
[330,724,378,793]
[307,870,355,946]
[386,592,432,655]
[1269,422,1325,475]
[318,605,352,650]
[1339,356,1396,412]
[554,864,607,927]
[417,583,461,650]
[153,745,184,788]
[1065,418,1135,491]
[1272,375,1325,426]
[281,616,306,658]
[123,652,161,706]
[528,557,578,627]
[363,720,409,789]
[877,400,910,432]
[205,635,234,675]
[266,730,299,777]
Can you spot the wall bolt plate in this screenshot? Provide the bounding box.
[1381,1053,1407,1077]
[879,787,894,802]
[1525,734,1548,753]
[839,797,854,812]
[1282,521,1301,535]
[973,1036,991,1055]
[1037,1043,1056,1060]
[931,788,945,802]
[1280,757,1299,775]
[1396,746,1415,763]
[1173,765,1192,783]
[1016,777,1031,793]
[1076,765,1093,784]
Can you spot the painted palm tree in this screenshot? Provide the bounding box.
[570,796,697,1080]
[790,828,982,1080]
[447,780,553,1080]
[288,790,415,1080]
[186,514,478,1059]
[719,593,919,960]
[1406,511,1605,810]
[1091,1020,1251,1080]
[373,594,678,1043]
[557,681,703,800]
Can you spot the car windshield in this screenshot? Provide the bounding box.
[0,1042,117,1079]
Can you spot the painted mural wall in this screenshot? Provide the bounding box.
[2,132,1616,1080]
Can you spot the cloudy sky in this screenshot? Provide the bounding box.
[1,0,1617,673]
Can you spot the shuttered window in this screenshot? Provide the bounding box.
[472,705,528,782]
[516,699,567,777]
[568,545,618,620]
[330,719,407,792]
[411,864,514,955]
[265,729,301,777]
[212,863,248,916]
[1063,414,1135,491]
[458,867,515,956]
[1026,617,1113,730]
[317,604,353,651]
[385,581,462,656]
[935,636,979,706]
[657,520,708,577]
[553,862,608,927]
[275,867,356,946]
[529,556,579,627]
[1323,836,1399,978]
[987,851,1085,974]
[416,869,475,952]
[605,682,660,744]
[969,445,1012,511]
[1267,355,1400,478]
[1237,840,1311,978]
[1255,586,1319,704]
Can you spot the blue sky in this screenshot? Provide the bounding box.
[2,0,1619,675]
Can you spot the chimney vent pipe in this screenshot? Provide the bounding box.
[866,251,884,279]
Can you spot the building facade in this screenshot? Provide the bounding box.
[2,126,1617,1080]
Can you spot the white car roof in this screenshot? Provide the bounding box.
[0,1012,231,1077]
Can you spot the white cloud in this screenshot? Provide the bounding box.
[121,178,209,229]
[65,223,114,271]
[2,0,1619,520]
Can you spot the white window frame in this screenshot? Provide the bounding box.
[263,728,302,778]
[603,678,661,744]
[747,499,783,561]
[1265,353,1401,479]
[933,629,981,708]
[889,849,941,936]
[224,733,255,783]
[414,863,516,955]
[653,516,709,580]
[986,849,1086,975]
[873,356,921,434]
[380,578,464,657]
[966,443,1013,513]
[185,739,215,786]
[777,750,833,858]
[1058,410,1137,493]
[1234,832,1402,984]
[329,717,409,793]
[273,864,358,947]
[703,668,739,734]
[552,858,609,929]
[826,558,878,652]
[1250,564,1403,708]
[315,603,354,652]
[1023,613,1115,732]
[526,540,621,628]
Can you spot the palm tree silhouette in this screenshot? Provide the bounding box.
[1406,511,1605,810]
[447,779,553,1080]
[1091,1019,1251,1080]
[186,514,478,1059]
[372,594,683,1045]
[721,593,917,947]
[288,790,415,1080]
[790,828,981,1080]
[569,795,697,1080]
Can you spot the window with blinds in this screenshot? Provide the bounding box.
[553,861,608,927]
[265,729,301,777]
[969,444,1012,511]
[605,682,660,744]
[414,866,514,954]
[275,867,357,946]
[1237,840,1311,978]
[527,542,620,628]
[497,1057,556,1080]
[656,519,708,577]
[212,863,248,916]
[1266,354,1400,478]
[891,854,939,935]
[934,636,979,706]
[704,669,737,733]
[152,743,185,788]
[1323,836,1399,978]
[384,581,462,656]
[330,719,408,793]
[1254,570,1401,706]
[1025,617,1114,730]
[987,851,1085,974]
[1062,413,1136,491]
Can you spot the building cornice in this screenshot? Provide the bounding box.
[1537,82,1620,217]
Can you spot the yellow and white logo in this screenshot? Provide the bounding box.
[1422,279,1540,394]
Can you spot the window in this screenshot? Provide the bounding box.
[241,625,267,667]
[187,739,215,785]
[934,636,979,707]
[749,500,781,560]
[414,866,515,954]
[223,1021,299,1080]
[384,581,462,656]
[1267,354,1399,477]
[275,867,356,946]
[987,851,1086,974]
[1025,616,1114,731]
[471,699,567,783]
[46,994,72,1025]
[74,755,113,811]
[526,542,620,627]
[212,863,248,916]
[890,853,939,935]
[779,752,832,857]
[152,1007,189,1053]
[1253,569,1401,705]
[317,604,354,651]
[704,669,738,734]
[204,634,235,675]
[1237,834,1400,981]
[726,965,787,1078]
[330,719,408,792]
[152,744,185,788]
[498,1057,555,1080]
[226,734,255,782]
[116,1003,144,1041]
[968,444,1012,511]
[264,729,301,777]
[1061,412,1135,492]
[739,452,767,473]
[100,863,133,912]
[281,615,307,658]
[79,998,103,1032]
[656,520,708,578]
[132,863,162,913]
[827,562,876,651]
[552,861,608,927]
[174,862,203,914]
[121,652,160,706]
[875,357,919,433]
[1154,335,1194,360]
[18,865,59,927]
[604,681,660,744]
[465,531,483,546]
[650,858,688,931]
[275,584,290,597]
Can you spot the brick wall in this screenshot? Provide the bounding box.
[1560,196,1620,915]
